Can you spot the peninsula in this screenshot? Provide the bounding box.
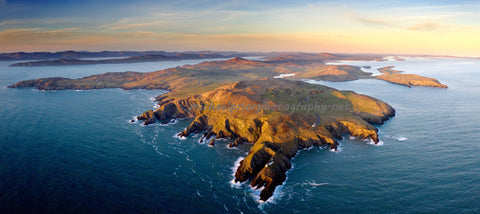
[138,78,395,201]
[8,54,400,201]
[375,66,448,88]
[8,56,378,94]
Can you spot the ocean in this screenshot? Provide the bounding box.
[1,57,479,213]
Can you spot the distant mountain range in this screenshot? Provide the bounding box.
[9,53,253,66]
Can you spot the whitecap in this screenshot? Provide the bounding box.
[129,116,138,123]
[229,157,245,188]
[254,173,287,207]
[398,137,408,141]
[226,144,238,150]
[178,150,192,162]
[196,190,203,197]
[173,133,187,140]
[302,180,329,187]
[366,139,384,146]
[330,144,342,152]
[302,146,314,151]
[153,147,170,158]
[198,135,215,145]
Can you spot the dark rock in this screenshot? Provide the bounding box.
[137,110,156,125]
[209,138,215,146]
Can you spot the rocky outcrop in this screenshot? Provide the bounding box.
[137,79,395,201]
[137,110,156,125]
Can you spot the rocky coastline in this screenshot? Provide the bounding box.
[137,79,395,201]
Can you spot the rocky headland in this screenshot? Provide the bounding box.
[375,66,448,88]
[137,79,395,201]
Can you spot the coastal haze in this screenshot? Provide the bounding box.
[1,0,480,213]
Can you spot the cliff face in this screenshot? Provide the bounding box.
[137,79,395,201]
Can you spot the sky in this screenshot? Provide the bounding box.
[1,0,480,56]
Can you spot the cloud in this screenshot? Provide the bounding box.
[0,19,25,27]
[406,22,452,31]
[108,21,165,30]
[0,28,81,44]
[348,14,391,27]
[102,9,252,33]
[0,18,79,28]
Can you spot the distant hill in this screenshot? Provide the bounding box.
[0,50,261,61]
[9,53,244,66]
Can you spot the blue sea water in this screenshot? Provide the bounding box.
[1,57,479,213]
